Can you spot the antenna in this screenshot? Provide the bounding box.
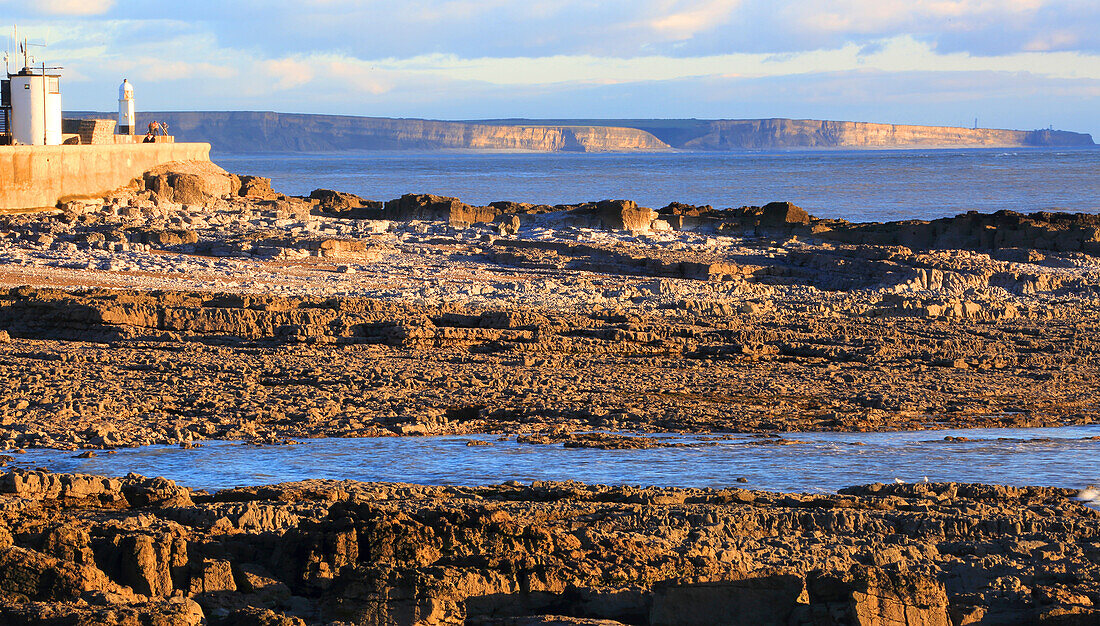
[22,36,49,71]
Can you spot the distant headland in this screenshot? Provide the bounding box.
[65,111,1097,153]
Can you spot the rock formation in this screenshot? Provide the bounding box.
[0,474,1096,625]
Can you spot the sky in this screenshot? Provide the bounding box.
[1,0,1098,138]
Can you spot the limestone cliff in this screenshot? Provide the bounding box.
[479,117,1095,149]
[676,118,1096,150]
[66,111,669,153]
[64,111,1096,152]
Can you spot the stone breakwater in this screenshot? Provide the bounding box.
[0,161,1098,448]
[0,472,1097,625]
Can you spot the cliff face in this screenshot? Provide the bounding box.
[66,111,669,153]
[678,119,1096,150]
[64,111,1096,152]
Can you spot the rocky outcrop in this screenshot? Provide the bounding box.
[143,160,241,204]
[654,202,1100,255]
[316,191,1100,257]
[0,475,1096,625]
[816,210,1100,255]
[309,189,382,219]
[366,195,659,231]
[238,175,278,200]
[383,194,500,226]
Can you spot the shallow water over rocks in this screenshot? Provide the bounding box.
[9,425,1098,494]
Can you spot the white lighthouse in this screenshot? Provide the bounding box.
[118,78,134,135]
[8,66,62,145]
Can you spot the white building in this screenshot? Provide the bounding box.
[118,78,134,135]
[6,66,62,145]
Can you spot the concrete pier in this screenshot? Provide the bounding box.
[0,143,212,211]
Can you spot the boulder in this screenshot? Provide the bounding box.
[309,189,382,218]
[142,160,239,204]
[0,545,124,600]
[596,199,655,232]
[807,566,951,626]
[134,228,199,247]
[383,193,498,226]
[238,175,277,200]
[759,201,811,226]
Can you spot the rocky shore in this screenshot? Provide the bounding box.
[0,471,1097,625]
[0,160,1098,624]
[0,161,1097,448]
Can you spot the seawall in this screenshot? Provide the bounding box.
[0,143,212,211]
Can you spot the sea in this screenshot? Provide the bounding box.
[213,147,1100,223]
[16,427,1100,494]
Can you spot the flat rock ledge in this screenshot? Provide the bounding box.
[0,471,1097,625]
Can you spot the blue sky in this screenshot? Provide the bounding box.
[2,0,1098,137]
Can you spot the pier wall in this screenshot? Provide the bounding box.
[0,143,211,211]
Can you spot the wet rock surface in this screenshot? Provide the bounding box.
[0,473,1097,625]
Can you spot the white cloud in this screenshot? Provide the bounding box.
[32,0,114,16]
[359,37,1100,85]
[645,0,742,40]
[323,59,391,95]
[261,58,315,90]
[1022,29,1081,51]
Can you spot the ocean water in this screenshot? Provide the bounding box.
[213,148,1100,223]
[14,426,1100,494]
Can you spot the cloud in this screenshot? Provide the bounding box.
[645,0,742,40]
[121,59,238,83]
[261,58,315,90]
[1022,29,1081,51]
[323,59,391,95]
[12,0,115,16]
[21,0,1091,60]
